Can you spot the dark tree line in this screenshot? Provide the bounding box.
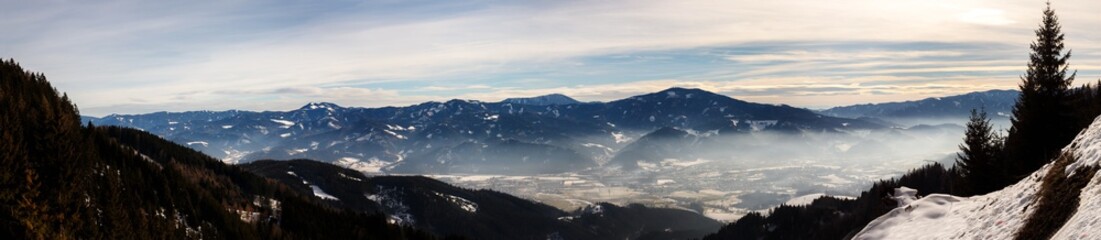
[706,3,1101,239]
[955,3,1101,196]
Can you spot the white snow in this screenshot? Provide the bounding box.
[820,174,853,186]
[334,157,391,174]
[383,130,407,139]
[221,149,249,164]
[338,172,364,182]
[310,185,339,201]
[581,143,614,152]
[589,204,604,214]
[1050,115,1101,239]
[270,119,296,128]
[280,133,292,138]
[611,132,632,143]
[1051,170,1101,239]
[235,209,260,223]
[365,194,383,203]
[784,193,841,206]
[704,208,751,223]
[854,115,1101,240]
[222,125,234,129]
[747,120,778,131]
[186,141,209,147]
[434,192,478,213]
[660,158,712,167]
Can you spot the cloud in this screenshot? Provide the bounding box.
[959,8,1016,26]
[727,50,965,63]
[444,75,1012,109]
[3,0,1100,115]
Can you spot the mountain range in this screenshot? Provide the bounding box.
[85,88,887,174]
[2,59,723,239]
[85,88,1020,175]
[820,89,1019,126]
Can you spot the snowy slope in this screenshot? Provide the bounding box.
[854,116,1101,239]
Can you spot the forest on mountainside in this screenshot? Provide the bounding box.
[0,59,443,239]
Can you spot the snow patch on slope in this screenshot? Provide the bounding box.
[611,132,632,143]
[310,185,339,201]
[334,157,391,174]
[270,119,295,128]
[434,192,478,213]
[855,115,1101,240]
[855,173,1041,239]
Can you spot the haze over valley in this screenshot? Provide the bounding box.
[85,87,1014,221]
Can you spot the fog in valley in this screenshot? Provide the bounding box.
[424,117,971,222]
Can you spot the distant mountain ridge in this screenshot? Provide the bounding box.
[501,93,581,106]
[88,87,881,174]
[821,89,1019,121]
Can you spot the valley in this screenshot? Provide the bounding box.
[85,88,991,223]
[424,147,953,222]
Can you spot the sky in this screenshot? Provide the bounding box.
[3,0,1101,116]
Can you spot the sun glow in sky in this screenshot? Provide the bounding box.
[3,0,1100,116]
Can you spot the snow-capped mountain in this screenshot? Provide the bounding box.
[854,115,1101,239]
[87,87,884,174]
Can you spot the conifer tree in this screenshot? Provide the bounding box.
[1003,2,1077,183]
[955,109,1003,195]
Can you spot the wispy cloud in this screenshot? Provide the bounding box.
[3,0,1100,115]
[727,50,966,63]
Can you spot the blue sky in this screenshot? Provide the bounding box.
[3,0,1100,116]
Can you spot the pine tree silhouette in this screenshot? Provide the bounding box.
[1003,2,1078,184]
[955,109,1004,195]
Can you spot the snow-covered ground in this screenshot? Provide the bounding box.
[334,157,391,174]
[310,185,339,201]
[434,192,478,213]
[855,116,1101,239]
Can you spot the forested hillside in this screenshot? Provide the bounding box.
[0,59,439,239]
[242,159,723,240]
